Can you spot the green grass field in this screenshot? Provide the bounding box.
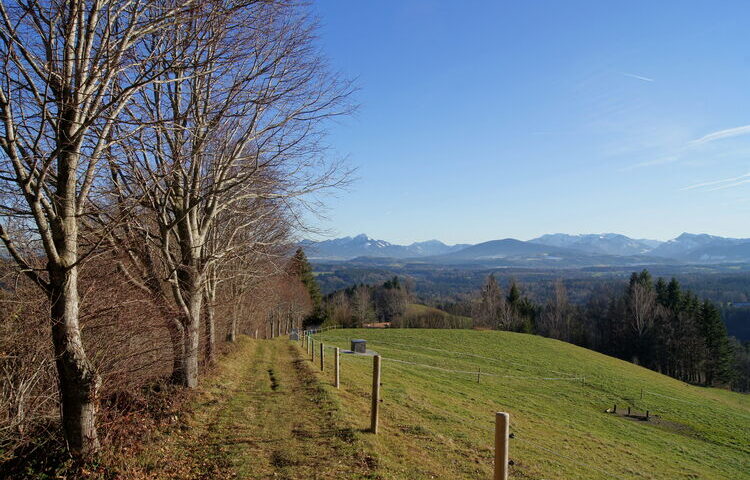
[311,329,750,480]
[393,303,473,329]
[404,303,471,320]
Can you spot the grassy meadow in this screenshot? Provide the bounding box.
[311,329,750,480]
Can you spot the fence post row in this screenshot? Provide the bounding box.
[296,335,512,480]
[320,342,324,371]
[494,412,510,480]
[371,355,381,434]
[334,347,340,388]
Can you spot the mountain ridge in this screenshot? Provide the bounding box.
[302,232,750,265]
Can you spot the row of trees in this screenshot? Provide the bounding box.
[0,0,346,459]
[325,276,412,328]
[473,271,745,390]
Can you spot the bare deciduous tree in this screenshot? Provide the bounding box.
[112,1,352,388]
[539,279,572,340]
[0,0,196,456]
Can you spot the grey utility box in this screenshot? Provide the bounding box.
[351,339,367,353]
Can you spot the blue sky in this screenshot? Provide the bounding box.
[309,1,750,245]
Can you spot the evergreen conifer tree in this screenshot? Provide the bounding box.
[290,248,325,325]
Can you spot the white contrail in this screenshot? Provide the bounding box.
[682,172,750,191]
[705,178,750,191]
[689,125,750,146]
[622,72,654,82]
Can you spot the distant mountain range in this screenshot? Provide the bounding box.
[530,233,660,256]
[300,234,468,260]
[302,233,750,267]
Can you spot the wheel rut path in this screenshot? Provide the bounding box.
[132,338,378,480]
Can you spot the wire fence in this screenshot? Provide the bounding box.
[299,330,748,479]
[317,334,582,379]
[356,336,580,378]
[381,356,585,381]
[323,334,750,422]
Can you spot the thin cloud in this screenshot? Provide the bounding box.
[705,178,750,191]
[624,155,679,170]
[682,172,750,191]
[631,124,750,170]
[622,72,654,82]
[688,124,750,146]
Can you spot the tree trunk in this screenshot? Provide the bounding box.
[181,292,203,388]
[49,263,100,458]
[228,316,237,342]
[205,302,215,365]
[227,302,239,342]
[167,318,187,385]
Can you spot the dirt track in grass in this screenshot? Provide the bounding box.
[123,337,379,480]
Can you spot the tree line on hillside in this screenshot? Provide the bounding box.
[320,274,473,330]
[313,263,750,340]
[324,276,411,327]
[320,268,749,392]
[0,1,347,465]
[471,271,748,391]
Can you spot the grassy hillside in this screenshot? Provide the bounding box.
[392,303,472,329]
[404,303,465,318]
[312,329,750,480]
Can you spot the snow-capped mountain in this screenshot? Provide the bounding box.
[530,233,660,256]
[647,233,750,261]
[302,233,750,264]
[300,234,465,260]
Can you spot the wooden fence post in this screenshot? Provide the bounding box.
[320,342,324,371]
[494,412,510,480]
[254,329,258,339]
[311,339,315,362]
[334,347,340,388]
[371,355,381,434]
